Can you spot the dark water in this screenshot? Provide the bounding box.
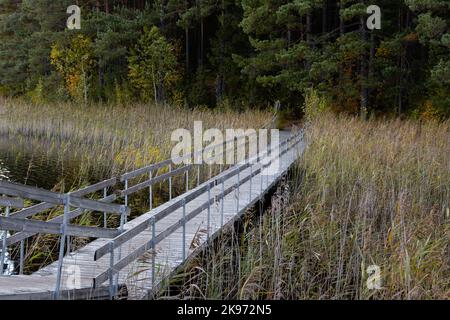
[0,136,108,190]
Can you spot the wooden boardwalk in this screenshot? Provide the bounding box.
[0,129,304,299]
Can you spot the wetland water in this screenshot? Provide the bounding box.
[0,136,110,189]
[0,135,113,275]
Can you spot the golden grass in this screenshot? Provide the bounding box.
[0,98,272,273]
[160,113,449,300]
[0,98,272,179]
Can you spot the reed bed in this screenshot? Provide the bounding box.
[160,113,450,300]
[0,98,272,273]
[0,99,271,180]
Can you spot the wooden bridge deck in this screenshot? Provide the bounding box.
[0,130,304,299]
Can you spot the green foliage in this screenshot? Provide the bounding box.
[0,0,448,117]
[302,89,330,121]
[50,34,94,104]
[128,26,179,104]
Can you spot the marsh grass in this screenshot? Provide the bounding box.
[0,98,272,273]
[0,99,271,178]
[158,114,449,300]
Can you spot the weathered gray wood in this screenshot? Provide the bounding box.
[0,129,304,300]
[0,181,64,204]
[10,179,118,220]
[0,180,127,214]
[6,194,117,246]
[11,202,56,219]
[68,196,128,215]
[94,183,213,261]
[0,216,120,239]
[120,159,172,182]
[0,196,24,209]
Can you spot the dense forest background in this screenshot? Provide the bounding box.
[0,0,448,118]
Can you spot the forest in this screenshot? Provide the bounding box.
[0,0,449,301]
[0,0,449,118]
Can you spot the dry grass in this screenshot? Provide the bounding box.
[0,98,272,273]
[0,98,271,179]
[160,113,449,300]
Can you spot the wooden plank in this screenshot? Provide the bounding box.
[94,184,212,261]
[68,196,127,215]
[0,180,127,215]
[120,159,172,182]
[10,179,118,220]
[0,180,63,205]
[0,130,303,299]
[94,164,259,284]
[0,216,120,239]
[0,196,24,209]
[11,202,56,219]
[6,194,117,246]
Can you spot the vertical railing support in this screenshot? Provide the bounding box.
[151,217,156,288]
[182,199,186,261]
[54,193,70,300]
[197,165,200,187]
[124,179,128,207]
[249,164,253,204]
[0,205,10,276]
[237,167,240,215]
[103,187,108,228]
[19,239,24,275]
[221,181,225,227]
[169,164,172,200]
[149,171,153,211]
[108,241,115,300]
[185,170,189,193]
[114,205,127,296]
[207,184,211,239]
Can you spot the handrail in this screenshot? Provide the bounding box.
[93,130,303,286]
[93,130,302,262]
[0,180,129,215]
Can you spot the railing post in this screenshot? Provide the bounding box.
[0,205,10,276]
[114,205,126,296]
[54,193,70,300]
[185,170,189,193]
[108,241,115,300]
[149,171,153,211]
[197,165,200,186]
[207,184,211,239]
[237,167,240,215]
[103,187,107,228]
[124,179,128,207]
[169,164,172,200]
[260,162,263,199]
[151,217,156,288]
[221,180,225,227]
[182,199,186,261]
[249,164,253,204]
[19,239,24,275]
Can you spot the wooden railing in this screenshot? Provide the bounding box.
[0,124,304,300]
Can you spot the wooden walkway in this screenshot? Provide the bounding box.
[0,129,304,299]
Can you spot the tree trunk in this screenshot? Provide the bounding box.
[360,13,368,120]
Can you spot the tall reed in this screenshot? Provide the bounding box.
[159,114,449,300]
